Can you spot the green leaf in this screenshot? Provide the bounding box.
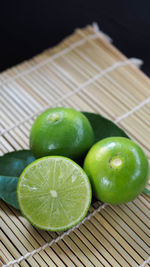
[0,150,35,177]
[83,112,129,143]
[2,150,35,163]
[0,176,19,209]
[0,158,27,177]
[0,150,35,209]
[0,150,35,176]
[143,188,150,196]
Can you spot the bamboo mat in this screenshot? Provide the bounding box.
[0,24,150,267]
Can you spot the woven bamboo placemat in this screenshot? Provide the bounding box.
[0,24,150,267]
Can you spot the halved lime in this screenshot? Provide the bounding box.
[17,156,92,231]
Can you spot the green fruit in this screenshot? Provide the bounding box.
[17,156,92,231]
[30,107,94,160]
[84,137,149,204]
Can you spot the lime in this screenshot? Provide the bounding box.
[17,156,92,231]
[84,137,149,204]
[30,107,94,160]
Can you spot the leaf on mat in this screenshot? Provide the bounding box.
[0,150,35,209]
[83,111,129,143]
[0,176,19,209]
[143,188,150,196]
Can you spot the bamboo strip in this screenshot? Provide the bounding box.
[122,203,150,236]
[100,209,147,265]
[76,224,113,267]
[36,230,84,267]
[138,195,150,209]
[119,110,150,149]
[0,144,8,155]
[93,213,141,266]
[131,198,150,219]
[1,203,59,266]
[65,231,100,267]
[105,206,150,255]
[62,235,95,267]
[51,59,133,116]
[1,212,49,266]
[73,227,111,267]
[44,61,131,118]
[110,205,150,244]
[1,219,65,267]
[1,229,30,267]
[141,193,150,205]
[84,219,130,267]
[53,240,84,267]
[0,239,21,267]
[0,137,14,153]
[1,89,30,119]
[125,202,150,225]
[78,27,150,98]
[66,48,144,104]
[55,44,141,110]
[57,54,139,111]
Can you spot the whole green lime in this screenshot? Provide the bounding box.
[84,137,149,204]
[30,107,94,160]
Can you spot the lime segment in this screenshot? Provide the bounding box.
[17,156,92,231]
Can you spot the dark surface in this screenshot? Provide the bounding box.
[0,0,150,75]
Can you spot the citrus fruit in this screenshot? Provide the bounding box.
[84,137,149,204]
[17,156,92,231]
[30,107,94,161]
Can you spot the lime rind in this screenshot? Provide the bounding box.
[17,156,92,231]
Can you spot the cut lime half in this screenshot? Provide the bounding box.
[17,156,92,231]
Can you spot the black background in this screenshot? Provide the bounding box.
[1,0,150,75]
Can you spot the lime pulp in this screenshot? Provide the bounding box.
[17,156,92,231]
